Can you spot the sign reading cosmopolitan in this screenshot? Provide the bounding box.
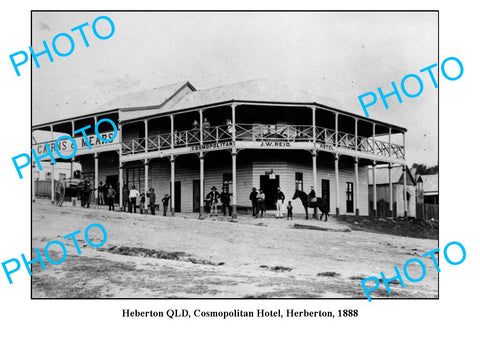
[12,118,118,179]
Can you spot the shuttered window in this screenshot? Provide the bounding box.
[295,172,303,191]
[223,173,233,193]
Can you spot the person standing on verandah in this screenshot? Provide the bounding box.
[256,189,266,218]
[122,185,130,212]
[81,180,92,208]
[107,185,116,211]
[98,181,105,205]
[129,185,140,213]
[275,187,285,218]
[203,118,211,141]
[249,187,258,217]
[149,188,156,215]
[206,186,220,217]
[139,193,146,214]
[192,119,199,130]
[161,193,170,216]
[220,187,232,216]
[192,119,200,140]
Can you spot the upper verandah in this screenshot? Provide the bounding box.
[32,79,406,134]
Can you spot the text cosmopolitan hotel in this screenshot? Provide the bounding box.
[32,79,408,217]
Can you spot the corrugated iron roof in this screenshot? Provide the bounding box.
[368,165,415,185]
[116,78,346,123]
[33,130,68,143]
[99,81,194,112]
[420,174,438,194]
[159,78,342,113]
[33,79,406,132]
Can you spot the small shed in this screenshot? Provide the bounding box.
[418,174,438,205]
[368,165,416,217]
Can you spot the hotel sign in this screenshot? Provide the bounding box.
[259,141,292,148]
[187,140,337,152]
[236,141,310,149]
[316,142,336,151]
[190,141,233,151]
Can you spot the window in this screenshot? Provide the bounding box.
[417,179,423,191]
[223,173,232,194]
[125,167,151,193]
[126,167,143,192]
[295,172,303,191]
[346,182,354,213]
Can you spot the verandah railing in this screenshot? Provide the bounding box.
[121,123,404,159]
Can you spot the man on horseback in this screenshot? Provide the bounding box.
[292,188,329,222]
[307,186,317,205]
[307,186,318,219]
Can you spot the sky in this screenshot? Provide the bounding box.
[32,11,438,166]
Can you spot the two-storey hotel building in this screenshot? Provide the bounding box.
[32,79,407,218]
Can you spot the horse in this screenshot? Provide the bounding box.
[292,190,329,221]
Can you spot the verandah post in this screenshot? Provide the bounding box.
[199,153,204,218]
[170,156,175,216]
[354,157,359,216]
[372,161,377,216]
[231,104,237,220]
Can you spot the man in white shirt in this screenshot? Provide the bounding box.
[129,185,140,213]
[275,187,285,218]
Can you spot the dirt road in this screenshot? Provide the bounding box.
[31,200,438,299]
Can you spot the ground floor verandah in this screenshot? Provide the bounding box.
[35,148,410,218]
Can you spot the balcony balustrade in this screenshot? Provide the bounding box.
[121,123,404,159]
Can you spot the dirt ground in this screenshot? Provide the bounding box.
[31,199,439,299]
[337,215,439,240]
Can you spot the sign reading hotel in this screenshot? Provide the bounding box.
[316,142,336,151]
[258,141,336,151]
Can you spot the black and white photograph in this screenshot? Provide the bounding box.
[2,1,479,339]
[30,11,439,299]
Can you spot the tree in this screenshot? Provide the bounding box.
[411,163,438,175]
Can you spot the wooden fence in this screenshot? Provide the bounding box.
[34,180,73,202]
[369,199,397,218]
[35,180,55,198]
[369,199,438,220]
[416,203,439,221]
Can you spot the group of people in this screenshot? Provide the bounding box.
[96,181,117,211]
[79,180,114,210]
[80,180,93,208]
[171,118,236,146]
[86,180,172,216]
[121,185,172,216]
[192,118,211,131]
[249,186,289,218]
[204,185,318,220]
[81,178,316,221]
[205,186,232,217]
[192,118,234,133]
[248,186,317,220]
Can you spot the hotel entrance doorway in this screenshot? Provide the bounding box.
[259,174,280,210]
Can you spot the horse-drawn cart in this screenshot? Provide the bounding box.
[55,178,92,206]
